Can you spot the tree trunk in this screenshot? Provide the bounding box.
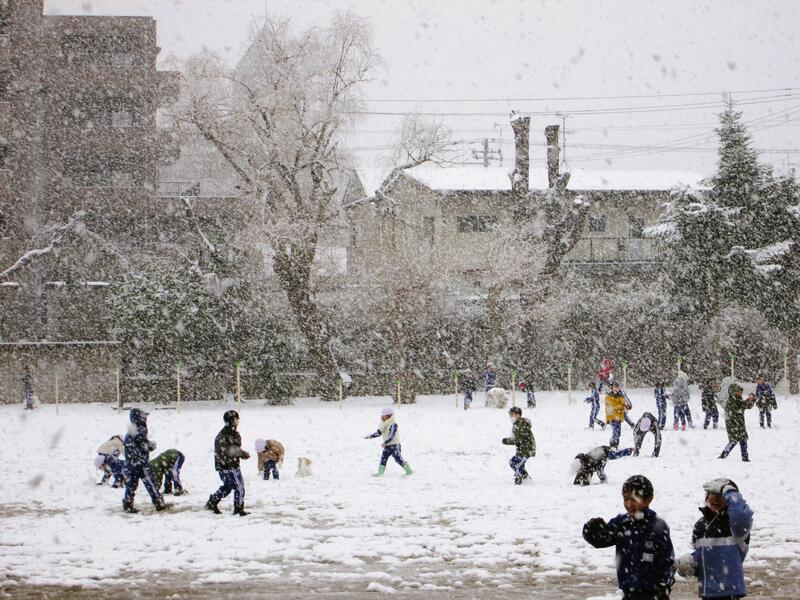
[486,283,502,365]
[273,248,340,401]
[790,330,800,395]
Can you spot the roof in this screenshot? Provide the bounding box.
[399,163,706,192]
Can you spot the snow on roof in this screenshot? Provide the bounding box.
[400,162,706,192]
[746,240,792,263]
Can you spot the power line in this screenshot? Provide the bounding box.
[365,86,800,103]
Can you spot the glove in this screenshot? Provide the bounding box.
[676,553,697,578]
[702,478,736,496]
[241,451,250,460]
[583,517,607,537]
[148,441,157,451]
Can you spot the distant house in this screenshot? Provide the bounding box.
[347,123,703,286]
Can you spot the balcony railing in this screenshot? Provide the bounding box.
[564,236,664,264]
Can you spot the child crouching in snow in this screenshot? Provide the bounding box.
[502,406,535,485]
[572,444,632,486]
[364,407,412,477]
[95,434,126,487]
[583,475,675,599]
[255,438,285,480]
[149,449,187,495]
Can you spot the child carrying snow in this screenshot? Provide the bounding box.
[583,475,675,599]
[255,438,285,480]
[365,407,412,477]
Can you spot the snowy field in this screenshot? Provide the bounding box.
[1,389,799,598]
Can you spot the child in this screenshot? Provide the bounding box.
[654,383,668,430]
[671,373,694,430]
[149,449,187,495]
[484,362,497,394]
[206,410,251,516]
[718,384,755,462]
[255,438,285,480]
[572,444,632,486]
[754,375,777,429]
[700,382,719,429]
[632,412,661,457]
[598,356,614,392]
[96,434,126,487]
[459,370,477,410]
[501,406,536,484]
[583,475,675,600]
[21,366,35,410]
[676,478,754,599]
[604,382,627,447]
[123,408,171,513]
[365,407,413,477]
[518,379,537,408]
[584,382,605,429]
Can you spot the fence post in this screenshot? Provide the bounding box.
[115,361,121,411]
[453,371,458,408]
[236,362,241,410]
[567,363,573,404]
[623,361,628,390]
[511,370,516,407]
[677,356,682,376]
[396,378,401,405]
[730,355,735,381]
[176,363,181,413]
[339,377,344,410]
[784,351,789,403]
[55,372,59,415]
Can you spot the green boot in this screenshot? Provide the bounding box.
[373,465,386,477]
[402,464,413,477]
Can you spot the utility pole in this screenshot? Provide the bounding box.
[471,138,503,167]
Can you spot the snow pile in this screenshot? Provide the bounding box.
[0,390,798,592]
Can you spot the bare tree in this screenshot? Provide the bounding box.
[169,14,378,400]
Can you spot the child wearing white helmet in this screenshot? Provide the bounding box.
[364,407,413,477]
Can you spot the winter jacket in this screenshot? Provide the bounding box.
[124,409,156,466]
[368,415,401,446]
[97,435,125,457]
[21,371,33,394]
[605,391,626,422]
[690,489,754,598]
[700,389,717,412]
[574,445,609,485]
[671,376,690,406]
[214,424,248,471]
[484,369,497,391]
[257,439,285,472]
[502,417,536,457]
[149,449,182,490]
[583,508,675,598]
[459,373,477,393]
[755,382,777,410]
[654,386,668,406]
[598,359,613,383]
[585,389,600,405]
[724,384,755,442]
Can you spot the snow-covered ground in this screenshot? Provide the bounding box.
[1,389,799,598]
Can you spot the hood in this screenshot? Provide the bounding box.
[129,408,148,425]
[728,383,743,400]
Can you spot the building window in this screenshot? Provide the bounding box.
[68,97,138,128]
[0,144,8,169]
[629,216,646,239]
[0,73,9,100]
[588,213,608,233]
[457,214,498,233]
[62,34,135,67]
[63,159,137,188]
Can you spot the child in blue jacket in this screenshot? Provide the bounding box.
[584,382,605,429]
[583,475,675,599]
[676,478,754,599]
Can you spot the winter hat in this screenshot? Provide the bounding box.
[381,407,394,417]
[129,408,149,424]
[639,416,652,432]
[622,474,654,499]
[94,455,106,470]
[508,406,522,416]
[223,409,240,424]
[255,438,267,453]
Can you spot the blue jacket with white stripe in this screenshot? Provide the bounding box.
[691,490,754,598]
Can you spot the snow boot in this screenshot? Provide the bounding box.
[521,469,530,480]
[155,500,173,512]
[681,424,686,431]
[205,496,221,515]
[514,476,523,485]
[402,464,413,477]
[373,465,386,477]
[673,423,679,431]
[233,505,249,516]
[122,500,139,514]
[742,457,750,462]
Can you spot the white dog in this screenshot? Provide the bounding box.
[485,387,509,409]
[295,457,313,478]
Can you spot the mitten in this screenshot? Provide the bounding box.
[676,553,697,577]
[703,477,736,495]
[148,440,157,451]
